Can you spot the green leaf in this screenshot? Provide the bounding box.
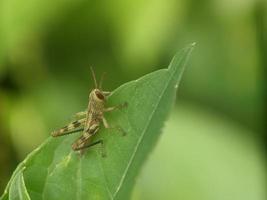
[9,168,30,200]
[1,44,195,200]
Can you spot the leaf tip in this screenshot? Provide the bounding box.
[168,43,195,72]
[191,42,197,47]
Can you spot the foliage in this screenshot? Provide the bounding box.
[1,44,194,200]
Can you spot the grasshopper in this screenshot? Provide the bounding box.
[51,68,127,156]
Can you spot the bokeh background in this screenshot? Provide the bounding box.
[0,0,266,199]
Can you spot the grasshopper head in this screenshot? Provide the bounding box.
[91,89,105,102]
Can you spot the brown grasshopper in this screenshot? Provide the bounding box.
[51,68,127,156]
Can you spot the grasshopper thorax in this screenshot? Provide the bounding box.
[91,89,105,102]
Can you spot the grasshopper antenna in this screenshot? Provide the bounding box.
[90,67,98,88]
[99,72,106,90]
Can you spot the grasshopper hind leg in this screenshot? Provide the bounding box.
[72,136,106,157]
[51,118,86,137]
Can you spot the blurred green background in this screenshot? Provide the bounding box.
[0,0,266,199]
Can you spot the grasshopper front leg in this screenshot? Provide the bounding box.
[104,102,128,112]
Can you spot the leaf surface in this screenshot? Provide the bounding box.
[1,44,194,200]
[9,168,30,200]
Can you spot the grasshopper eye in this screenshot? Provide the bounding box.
[95,91,105,100]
